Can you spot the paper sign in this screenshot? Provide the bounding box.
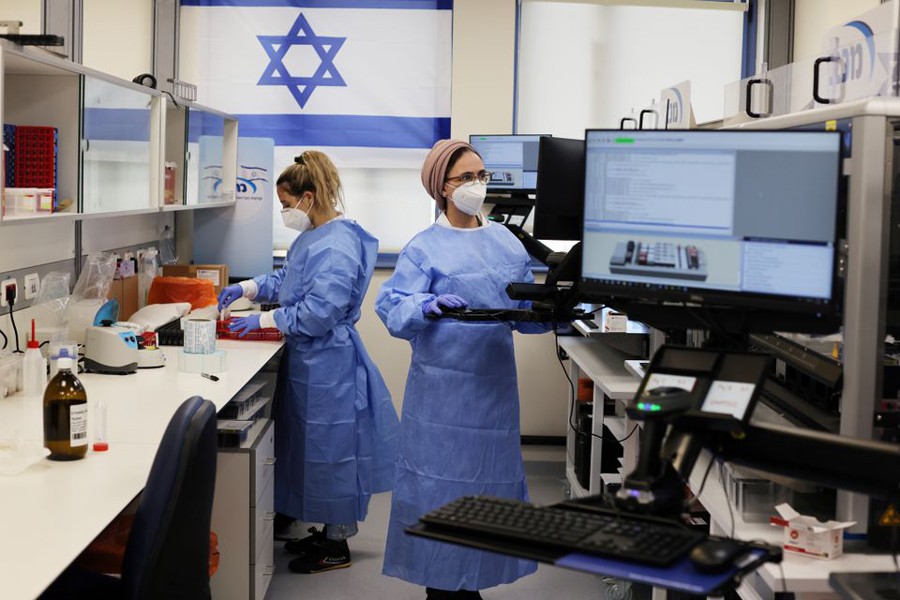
[701,380,755,420]
[643,373,696,395]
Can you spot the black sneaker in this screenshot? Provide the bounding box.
[287,538,351,574]
[284,527,326,555]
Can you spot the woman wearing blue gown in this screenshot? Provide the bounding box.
[376,140,549,599]
[219,151,399,574]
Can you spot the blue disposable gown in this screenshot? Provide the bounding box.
[376,218,545,591]
[254,219,399,525]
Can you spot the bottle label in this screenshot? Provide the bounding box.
[70,404,88,447]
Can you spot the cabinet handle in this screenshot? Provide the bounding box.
[264,566,276,577]
[264,457,276,466]
[264,511,276,521]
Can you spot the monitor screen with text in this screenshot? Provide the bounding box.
[580,129,842,312]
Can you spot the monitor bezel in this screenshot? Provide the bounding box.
[468,133,550,195]
[578,128,845,319]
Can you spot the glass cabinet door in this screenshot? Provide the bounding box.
[186,108,226,205]
[81,76,154,213]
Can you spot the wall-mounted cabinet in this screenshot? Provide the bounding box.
[0,40,237,224]
[81,75,160,214]
[164,99,237,211]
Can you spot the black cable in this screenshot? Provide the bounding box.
[616,424,639,444]
[554,328,579,466]
[0,324,7,350]
[8,297,21,353]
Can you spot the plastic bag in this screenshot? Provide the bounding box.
[138,248,159,309]
[72,252,117,302]
[159,225,178,265]
[29,271,72,340]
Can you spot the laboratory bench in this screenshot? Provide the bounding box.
[0,338,283,600]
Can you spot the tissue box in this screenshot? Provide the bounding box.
[770,503,855,559]
[602,309,627,332]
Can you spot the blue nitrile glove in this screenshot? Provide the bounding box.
[422,294,468,317]
[229,314,262,337]
[218,283,244,310]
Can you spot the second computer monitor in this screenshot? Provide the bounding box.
[469,134,547,196]
[579,129,843,317]
[533,136,585,241]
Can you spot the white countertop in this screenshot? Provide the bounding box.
[0,339,283,600]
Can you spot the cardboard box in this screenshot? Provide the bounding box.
[107,276,140,322]
[770,503,855,559]
[162,264,229,294]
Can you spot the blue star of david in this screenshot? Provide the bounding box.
[257,13,346,109]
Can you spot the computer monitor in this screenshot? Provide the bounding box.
[533,136,584,241]
[578,129,844,334]
[469,134,547,198]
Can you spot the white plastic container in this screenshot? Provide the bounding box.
[22,338,47,396]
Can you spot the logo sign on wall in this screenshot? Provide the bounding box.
[821,1,899,103]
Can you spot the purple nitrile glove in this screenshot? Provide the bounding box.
[218,283,244,311]
[228,314,262,337]
[422,294,468,317]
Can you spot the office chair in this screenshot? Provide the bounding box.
[40,396,218,600]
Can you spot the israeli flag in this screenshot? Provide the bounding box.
[179,0,452,149]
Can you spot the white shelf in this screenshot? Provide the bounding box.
[604,415,627,440]
[624,359,648,380]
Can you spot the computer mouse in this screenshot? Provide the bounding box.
[689,539,748,573]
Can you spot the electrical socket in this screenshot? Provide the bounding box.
[0,279,17,307]
[23,273,39,300]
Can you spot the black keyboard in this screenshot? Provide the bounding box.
[420,496,705,566]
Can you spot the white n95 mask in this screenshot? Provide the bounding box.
[450,181,487,216]
[281,207,312,233]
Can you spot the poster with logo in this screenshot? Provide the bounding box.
[659,81,696,130]
[820,1,900,104]
[193,137,275,279]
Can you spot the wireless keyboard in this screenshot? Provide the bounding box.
[609,240,708,281]
[420,496,705,566]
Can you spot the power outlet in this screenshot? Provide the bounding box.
[0,279,17,307]
[23,273,39,300]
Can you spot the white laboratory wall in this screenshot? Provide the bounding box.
[517,2,744,132]
[0,0,41,33]
[450,0,516,138]
[82,0,154,81]
[793,0,883,62]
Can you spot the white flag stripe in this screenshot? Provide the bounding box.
[180,6,452,117]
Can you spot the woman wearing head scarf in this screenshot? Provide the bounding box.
[219,151,399,574]
[375,140,548,599]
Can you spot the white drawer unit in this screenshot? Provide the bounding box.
[211,414,276,600]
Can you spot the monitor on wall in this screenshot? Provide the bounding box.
[469,134,548,198]
[578,129,844,334]
[533,136,584,241]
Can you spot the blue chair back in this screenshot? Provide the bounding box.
[121,396,217,600]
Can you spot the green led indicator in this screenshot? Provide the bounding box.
[615,138,635,144]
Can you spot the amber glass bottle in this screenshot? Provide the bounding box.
[43,349,88,460]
